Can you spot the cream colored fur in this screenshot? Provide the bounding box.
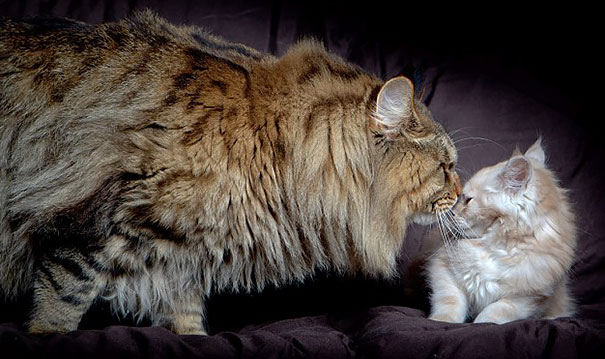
[428,139,576,324]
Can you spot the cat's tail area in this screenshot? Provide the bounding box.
[0,229,35,300]
[543,278,576,319]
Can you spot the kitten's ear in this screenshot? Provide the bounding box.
[525,137,545,164]
[373,76,415,139]
[511,146,522,157]
[499,156,532,194]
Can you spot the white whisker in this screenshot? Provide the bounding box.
[457,144,492,152]
[448,127,475,139]
[437,211,463,263]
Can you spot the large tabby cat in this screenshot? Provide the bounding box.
[0,11,460,335]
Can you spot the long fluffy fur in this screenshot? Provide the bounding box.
[1,11,459,334]
[427,139,577,323]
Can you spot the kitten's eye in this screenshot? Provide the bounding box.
[448,163,455,171]
[465,196,473,205]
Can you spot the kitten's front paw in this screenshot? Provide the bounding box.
[428,314,462,323]
[473,313,507,324]
[473,317,499,324]
[473,314,516,324]
[176,328,208,336]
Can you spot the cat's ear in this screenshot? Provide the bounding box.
[499,156,532,194]
[373,76,415,139]
[511,146,522,157]
[525,137,545,164]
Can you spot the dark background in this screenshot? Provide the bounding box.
[1,0,603,337]
[1,1,598,122]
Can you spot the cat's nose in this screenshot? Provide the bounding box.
[453,173,462,197]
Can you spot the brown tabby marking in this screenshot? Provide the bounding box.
[0,11,460,334]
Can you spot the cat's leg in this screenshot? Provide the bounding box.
[427,254,469,323]
[154,291,207,335]
[473,297,537,324]
[28,249,105,334]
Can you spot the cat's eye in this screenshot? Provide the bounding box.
[465,196,473,205]
[441,162,455,171]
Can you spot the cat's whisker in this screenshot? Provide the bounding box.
[450,209,481,240]
[443,213,468,248]
[442,211,478,259]
[448,127,475,140]
[457,144,491,152]
[443,212,466,239]
[439,210,458,235]
[435,213,450,251]
[445,211,471,236]
[453,135,501,145]
[453,136,506,153]
[437,211,462,263]
[455,166,471,176]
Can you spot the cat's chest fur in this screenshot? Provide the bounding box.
[450,239,521,311]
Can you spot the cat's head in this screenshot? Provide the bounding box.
[453,138,552,237]
[370,77,461,225]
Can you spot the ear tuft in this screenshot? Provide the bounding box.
[373,77,414,137]
[499,156,532,194]
[525,137,546,164]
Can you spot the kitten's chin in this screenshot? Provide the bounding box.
[411,213,437,225]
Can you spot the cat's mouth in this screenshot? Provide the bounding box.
[431,195,458,213]
[412,194,459,225]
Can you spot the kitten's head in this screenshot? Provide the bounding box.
[371,77,461,225]
[454,138,556,237]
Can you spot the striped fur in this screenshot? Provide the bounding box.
[0,11,460,334]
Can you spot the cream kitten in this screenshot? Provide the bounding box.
[427,138,576,324]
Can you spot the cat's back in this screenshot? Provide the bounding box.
[1,11,267,114]
[0,10,267,66]
[0,12,276,236]
[0,11,277,185]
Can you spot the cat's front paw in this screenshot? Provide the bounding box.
[166,313,208,335]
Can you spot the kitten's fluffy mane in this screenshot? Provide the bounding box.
[428,138,577,324]
[482,139,575,255]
